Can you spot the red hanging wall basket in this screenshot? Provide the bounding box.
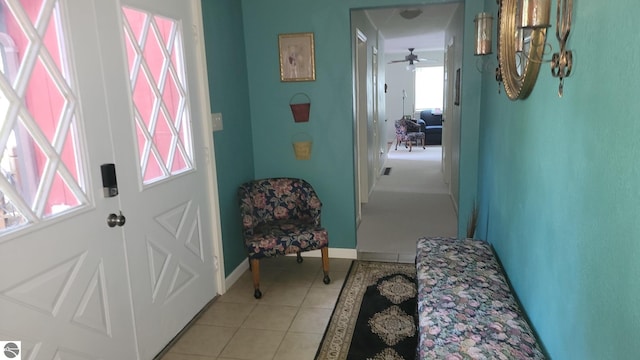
[289,93,311,122]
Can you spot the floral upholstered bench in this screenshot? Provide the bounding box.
[415,237,545,359]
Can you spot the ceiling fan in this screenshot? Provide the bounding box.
[388,48,432,65]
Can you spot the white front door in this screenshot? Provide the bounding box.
[0,0,220,358]
[103,0,220,358]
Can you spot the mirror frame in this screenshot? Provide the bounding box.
[497,0,548,100]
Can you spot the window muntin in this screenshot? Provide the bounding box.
[0,0,88,233]
[122,7,193,186]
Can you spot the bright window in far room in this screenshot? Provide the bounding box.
[414,66,444,111]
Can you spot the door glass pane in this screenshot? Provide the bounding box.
[0,0,88,233]
[122,7,193,185]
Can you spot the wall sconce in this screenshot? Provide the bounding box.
[495,0,574,99]
[520,0,551,29]
[550,0,573,97]
[520,0,573,97]
[474,12,493,56]
[474,12,494,73]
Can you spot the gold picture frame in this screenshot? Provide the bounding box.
[278,32,316,82]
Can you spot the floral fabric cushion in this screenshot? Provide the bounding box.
[238,178,328,259]
[405,132,425,141]
[395,119,423,140]
[416,237,545,359]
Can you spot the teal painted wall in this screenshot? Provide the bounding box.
[240,0,357,253]
[200,0,482,280]
[459,1,482,236]
[201,0,254,276]
[239,0,479,252]
[477,0,640,358]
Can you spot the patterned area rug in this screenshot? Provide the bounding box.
[315,261,418,360]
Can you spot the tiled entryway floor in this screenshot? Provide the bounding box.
[159,256,353,360]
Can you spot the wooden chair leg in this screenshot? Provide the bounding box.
[321,247,331,284]
[296,251,303,263]
[250,258,262,299]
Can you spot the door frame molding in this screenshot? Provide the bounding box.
[191,0,226,293]
[354,28,368,226]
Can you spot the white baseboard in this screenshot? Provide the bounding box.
[286,247,358,259]
[223,248,357,293]
[222,258,249,294]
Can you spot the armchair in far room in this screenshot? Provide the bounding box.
[419,109,443,145]
[394,118,425,152]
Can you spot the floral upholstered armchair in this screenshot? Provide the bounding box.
[238,178,331,298]
[395,118,426,152]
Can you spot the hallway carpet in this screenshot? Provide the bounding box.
[357,146,457,259]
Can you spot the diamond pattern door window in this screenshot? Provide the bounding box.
[0,0,88,233]
[122,7,193,185]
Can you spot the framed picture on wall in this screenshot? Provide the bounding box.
[454,68,461,106]
[278,32,316,82]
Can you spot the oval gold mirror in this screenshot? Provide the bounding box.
[497,0,549,100]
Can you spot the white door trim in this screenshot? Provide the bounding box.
[191,0,226,295]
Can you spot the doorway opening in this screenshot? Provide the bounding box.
[351,3,463,260]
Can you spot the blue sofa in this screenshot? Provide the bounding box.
[418,109,443,145]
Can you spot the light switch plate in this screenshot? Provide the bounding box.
[211,112,223,131]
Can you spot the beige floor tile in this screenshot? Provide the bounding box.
[258,256,288,269]
[284,261,322,275]
[241,304,298,331]
[159,353,216,360]
[312,269,347,289]
[272,255,321,270]
[300,287,341,309]
[235,269,258,285]
[258,284,310,307]
[235,269,282,295]
[219,328,286,360]
[196,301,255,327]
[167,324,235,357]
[218,280,262,304]
[238,261,315,289]
[327,258,354,272]
[277,268,318,288]
[273,332,323,360]
[289,307,333,334]
[255,269,284,282]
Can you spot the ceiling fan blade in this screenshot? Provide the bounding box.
[388,48,434,65]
